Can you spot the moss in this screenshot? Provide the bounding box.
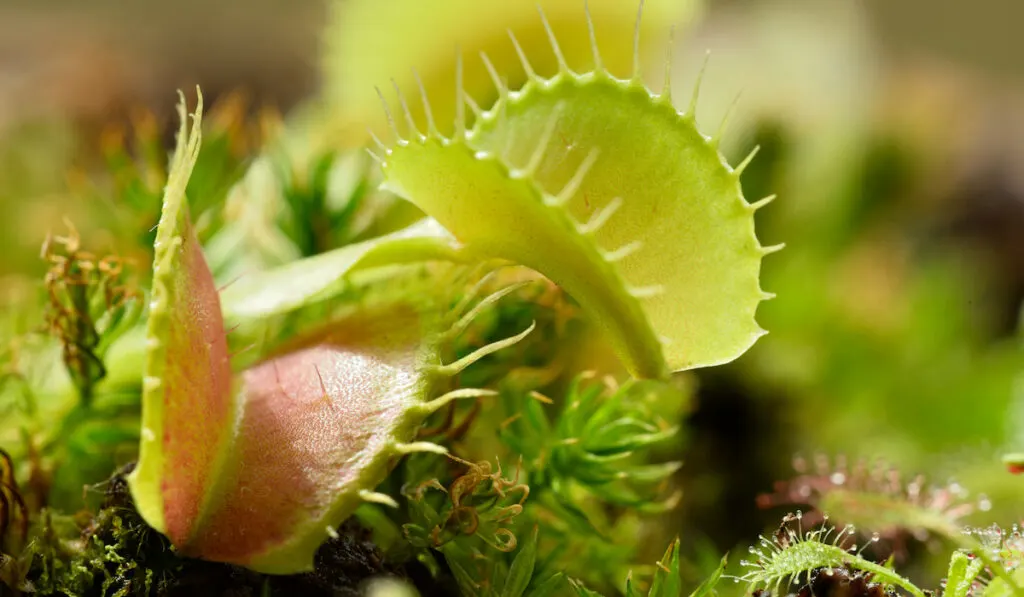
[17,464,455,597]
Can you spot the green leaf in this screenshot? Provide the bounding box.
[688,554,728,597]
[944,552,985,597]
[502,527,540,597]
[625,575,644,597]
[524,573,567,597]
[648,539,682,597]
[447,548,484,597]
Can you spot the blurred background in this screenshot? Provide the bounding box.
[1,0,1022,588]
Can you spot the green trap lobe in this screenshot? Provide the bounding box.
[472,74,765,373]
[129,90,237,545]
[184,306,431,573]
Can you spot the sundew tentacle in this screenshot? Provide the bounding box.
[377,3,775,377]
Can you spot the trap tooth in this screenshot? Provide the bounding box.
[392,441,448,455]
[358,490,400,508]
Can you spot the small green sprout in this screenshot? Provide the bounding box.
[501,374,682,528]
[570,538,727,597]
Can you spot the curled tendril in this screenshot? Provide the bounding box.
[407,454,529,553]
[490,528,517,552]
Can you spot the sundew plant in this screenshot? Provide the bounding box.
[1,1,1022,597]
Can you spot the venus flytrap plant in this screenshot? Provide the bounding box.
[121,0,775,581]
[375,3,776,379]
[5,2,1014,596]
[2,1,792,591]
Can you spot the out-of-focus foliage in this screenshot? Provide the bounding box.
[670,0,1024,529]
